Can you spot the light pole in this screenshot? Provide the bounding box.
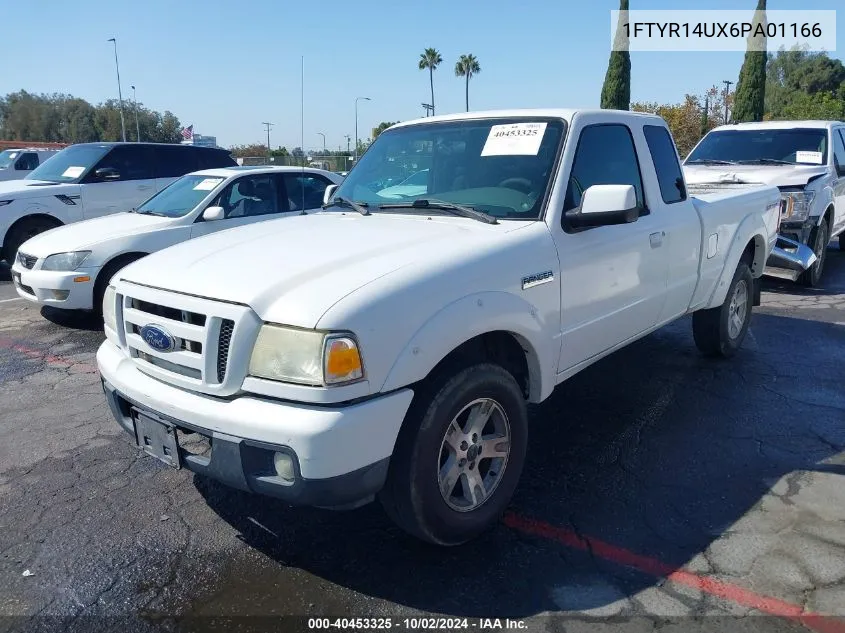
[354,97,371,164]
[262,122,274,157]
[317,132,326,153]
[107,38,127,142]
[131,85,140,142]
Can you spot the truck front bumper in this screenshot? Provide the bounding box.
[97,340,414,508]
[764,230,818,282]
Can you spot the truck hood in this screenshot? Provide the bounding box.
[683,164,828,188]
[0,179,81,200]
[18,212,171,257]
[116,212,506,328]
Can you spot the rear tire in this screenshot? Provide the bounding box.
[3,217,60,263]
[692,262,753,358]
[379,363,528,545]
[798,218,829,287]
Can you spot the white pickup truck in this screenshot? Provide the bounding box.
[684,120,845,286]
[98,109,785,545]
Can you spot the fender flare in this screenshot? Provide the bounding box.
[705,213,768,308]
[379,291,556,403]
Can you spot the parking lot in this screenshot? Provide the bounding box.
[1,249,844,633]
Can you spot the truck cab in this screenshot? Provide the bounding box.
[684,121,845,286]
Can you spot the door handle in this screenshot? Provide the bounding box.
[649,231,665,248]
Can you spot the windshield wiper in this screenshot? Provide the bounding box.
[735,158,794,165]
[685,159,738,165]
[378,199,498,225]
[134,210,166,216]
[326,196,370,216]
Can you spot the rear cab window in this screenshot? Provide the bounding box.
[643,125,687,204]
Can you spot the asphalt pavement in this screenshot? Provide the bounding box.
[1,250,844,633]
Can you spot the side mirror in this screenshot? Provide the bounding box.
[323,184,339,206]
[202,206,225,221]
[95,167,121,181]
[565,184,640,229]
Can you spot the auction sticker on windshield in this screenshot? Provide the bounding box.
[61,166,85,178]
[481,122,547,156]
[796,150,823,164]
[193,178,224,191]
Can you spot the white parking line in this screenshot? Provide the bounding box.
[0,297,22,303]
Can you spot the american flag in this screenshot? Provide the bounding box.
[181,125,194,140]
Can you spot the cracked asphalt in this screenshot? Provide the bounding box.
[1,247,844,633]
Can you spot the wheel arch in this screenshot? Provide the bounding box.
[2,213,64,260]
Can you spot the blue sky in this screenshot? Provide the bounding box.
[4,0,842,150]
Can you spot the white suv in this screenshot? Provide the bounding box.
[0,148,61,181]
[0,142,236,263]
[685,120,845,286]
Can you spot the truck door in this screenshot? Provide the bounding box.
[552,122,670,373]
[833,129,845,236]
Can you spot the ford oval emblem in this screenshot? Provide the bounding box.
[140,324,176,353]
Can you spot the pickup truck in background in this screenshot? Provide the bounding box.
[98,109,784,545]
[684,120,845,286]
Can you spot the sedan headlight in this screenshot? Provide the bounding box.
[103,285,117,332]
[248,325,364,386]
[779,190,815,222]
[42,251,92,271]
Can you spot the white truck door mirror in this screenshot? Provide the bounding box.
[566,184,640,228]
[323,184,339,207]
[202,206,225,221]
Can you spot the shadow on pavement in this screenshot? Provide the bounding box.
[39,306,103,332]
[197,312,845,618]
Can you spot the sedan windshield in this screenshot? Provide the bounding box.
[26,145,110,183]
[0,150,18,170]
[686,129,828,165]
[332,117,565,220]
[134,174,226,217]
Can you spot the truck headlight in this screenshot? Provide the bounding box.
[42,251,91,271]
[103,285,117,332]
[780,190,815,222]
[248,325,364,386]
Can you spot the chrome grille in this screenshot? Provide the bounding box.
[217,319,234,382]
[17,252,37,269]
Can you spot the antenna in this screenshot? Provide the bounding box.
[300,55,306,214]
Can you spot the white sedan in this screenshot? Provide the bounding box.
[11,166,343,314]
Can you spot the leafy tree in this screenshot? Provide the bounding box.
[600,0,631,110]
[229,144,268,158]
[732,0,767,122]
[418,48,443,116]
[372,121,399,139]
[633,95,707,157]
[454,54,481,112]
[700,95,710,137]
[765,48,845,119]
[778,89,845,120]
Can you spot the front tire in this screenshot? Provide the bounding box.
[379,363,528,545]
[3,217,60,263]
[798,218,829,287]
[692,262,753,358]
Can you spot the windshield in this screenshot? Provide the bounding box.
[26,145,110,183]
[687,129,828,165]
[333,117,565,220]
[0,150,19,169]
[135,174,226,217]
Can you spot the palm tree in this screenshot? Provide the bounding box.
[418,48,442,116]
[454,54,481,112]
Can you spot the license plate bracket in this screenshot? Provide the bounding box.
[133,411,181,469]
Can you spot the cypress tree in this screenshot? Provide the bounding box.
[600,0,631,110]
[732,0,767,122]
